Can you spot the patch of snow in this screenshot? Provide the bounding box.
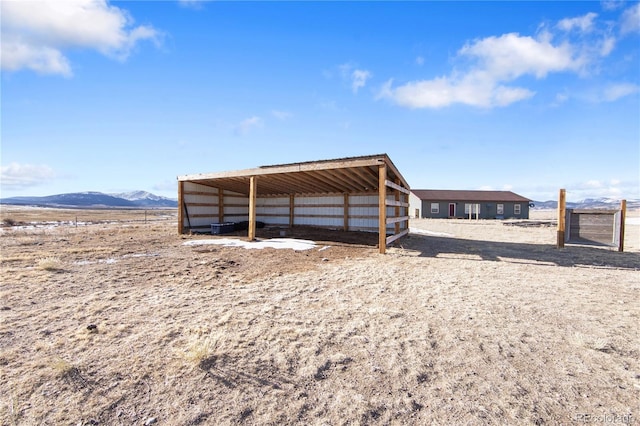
[409,228,454,237]
[318,246,331,251]
[183,237,317,251]
[122,253,160,258]
[74,258,118,265]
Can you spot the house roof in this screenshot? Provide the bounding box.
[412,189,531,202]
[177,153,409,196]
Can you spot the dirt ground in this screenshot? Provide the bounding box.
[1,207,638,425]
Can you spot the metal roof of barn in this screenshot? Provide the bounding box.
[412,190,531,202]
[177,153,409,196]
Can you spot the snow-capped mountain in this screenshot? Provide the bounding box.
[112,191,177,207]
[0,191,177,208]
[532,197,640,210]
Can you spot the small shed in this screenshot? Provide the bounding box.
[177,154,411,253]
[411,189,532,219]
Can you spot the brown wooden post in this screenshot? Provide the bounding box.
[248,176,257,241]
[378,164,387,254]
[619,199,626,252]
[218,188,224,223]
[178,180,184,234]
[557,188,566,248]
[343,193,349,231]
[289,194,295,228]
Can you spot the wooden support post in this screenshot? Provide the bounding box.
[378,164,387,254]
[248,176,257,241]
[557,188,566,248]
[218,188,224,223]
[289,194,295,228]
[178,181,184,234]
[343,193,349,231]
[619,199,626,252]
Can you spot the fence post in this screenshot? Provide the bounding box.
[618,200,626,252]
[557,189,566,248]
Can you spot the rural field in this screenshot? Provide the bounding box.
[1,206,638,425]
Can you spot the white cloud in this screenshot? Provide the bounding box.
[1,163,58,189]
[602,83,640,101]
[522,178,638,202]
[576,82,639,103]
[337,63,372,93]
[379,32,582,109]
[178,0,207,10]
[380,7,640,110]
[557,12,598,33]
[318,100,340,111]
[271,110,292,120]
[235,116,263,135]
[553,92,570,105]
[351,69,372,93]
[598,36,616,56]
[459,33,581,79]
[601,1,625,11]
[0,40,73,76]
[620,3,640,34]
[568,178,638,201]
[0,0,161,76]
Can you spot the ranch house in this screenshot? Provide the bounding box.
[411,190,532,219]
[177,154,410,253]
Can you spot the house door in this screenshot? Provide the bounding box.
[448,203,456,217]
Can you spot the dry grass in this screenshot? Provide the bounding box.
[36,257,63,271]
[0,207,638,425]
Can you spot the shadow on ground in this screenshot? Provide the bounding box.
[399,233,640,270]
[195,224,639,270]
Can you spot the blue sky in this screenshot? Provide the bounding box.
[1,1,639,202]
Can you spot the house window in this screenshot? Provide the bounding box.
[497,204,504,215]
[514,204,521,215]
[430,203,439,214]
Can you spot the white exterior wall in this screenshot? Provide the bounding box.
[182,182,220,228]
[293,195,343,228]
[221,193,249,222]
[256,197,290,225]
[348,195,377,231]
[409,192,422,218]
[182,186,408,233]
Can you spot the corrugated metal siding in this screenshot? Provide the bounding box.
[182,182,219,227]
[256,196,289,225]
[293,195,342,228]
[182,188,409,232]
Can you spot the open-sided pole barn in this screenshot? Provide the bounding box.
[177,154,410,253]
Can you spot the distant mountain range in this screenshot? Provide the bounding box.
[532,197,640,210]
[0,192,637,210]
[0,191,178,208]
